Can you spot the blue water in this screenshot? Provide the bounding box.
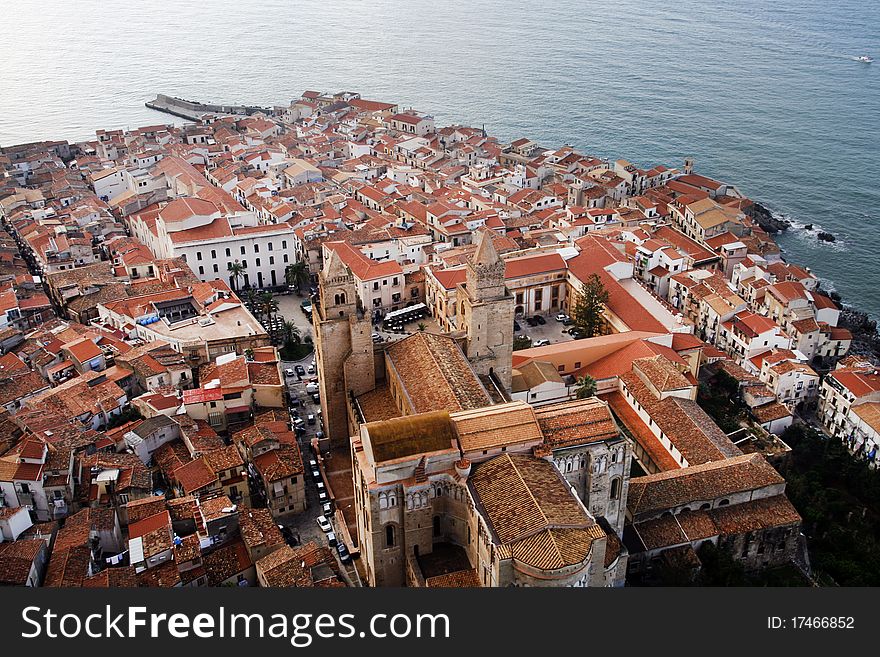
[1,0,878,316]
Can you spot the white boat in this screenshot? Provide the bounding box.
[856,55,873,63]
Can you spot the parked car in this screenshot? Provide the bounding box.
[563,318,574,326]
[526,317,539,327]
[316,515,332,533]
[318,490,328,503]
[322,502,332,516]
[533,315,546,325]
[311,468,321,480]
[336,543,351,563]
[307,413,316,425]
[533,339,551,347]
[555,313,570,322]
[284,368,295,377]
[289,396,301,408]
[311,392,320,403]
[308,459,317,469]
[307,363,316,374]
[567,327,584,338]
[326,532,337,547]
[305,382,319,394]
[294,364,306,376]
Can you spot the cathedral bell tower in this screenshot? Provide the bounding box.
[457,232,514,390]
[313,249,375,449]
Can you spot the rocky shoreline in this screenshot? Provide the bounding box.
[838,308,880,363]
[749,201,791,234]
[753,200,879,363]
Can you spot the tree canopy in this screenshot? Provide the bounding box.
[572,273,609,338]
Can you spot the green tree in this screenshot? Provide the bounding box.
[513,335,532,351]
[244,348,255,361]
[228,261,245,291]
[282,320,301,347]
[285,261,310,294]
[417,322,427,332]
[245,287,258,316]
[260,291,279,322]
[574,375,597,399]
[572,273,609,338]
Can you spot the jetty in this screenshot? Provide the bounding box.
[145,94,274,121]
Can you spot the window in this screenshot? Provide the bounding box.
[256,258,261,267]
[574,361,581,369]
[240,246,246,255]
[284,254,289,263]
[213,264,219,273]
[282,240,287,249]
[196,252,202,261]
[198,266,204,275]
[254,244,260,253]
[211,250,216,258]
[610,477,621,500]
[241,260,247,268]
[225,248,231,257]
[385,524,395,548]
[268,243,273,251]
[269,256,274,265]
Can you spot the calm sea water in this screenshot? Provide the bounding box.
[1,0,878,316]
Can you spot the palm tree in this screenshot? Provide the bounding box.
[259,291,279,326]
[417,322,427,332]
[244,348,255,361]
[245,287,258,315]
[574,375,597,400]
[285,261,309,294]
[228,261,245,291]
[282,320,301,346]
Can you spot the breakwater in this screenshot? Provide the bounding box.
[145,94,274,121]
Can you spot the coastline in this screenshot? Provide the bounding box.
[759,201,880,363]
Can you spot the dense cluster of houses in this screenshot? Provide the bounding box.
[0,88,871,587]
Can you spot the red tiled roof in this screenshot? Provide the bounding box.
[129,511,171,540]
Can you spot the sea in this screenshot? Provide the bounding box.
[1,0,878,317]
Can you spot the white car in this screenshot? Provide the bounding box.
[316,515,332,533]
[305,382,319,394]
[284,368,295,377]
[555,313,570,322]
[533,339,551,347]
[307,363,316,374]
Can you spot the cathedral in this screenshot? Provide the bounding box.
[312,232,630,587]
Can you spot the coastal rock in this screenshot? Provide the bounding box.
[748,201,790,234]
[817,231,836,242]
[840,308,880,362]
